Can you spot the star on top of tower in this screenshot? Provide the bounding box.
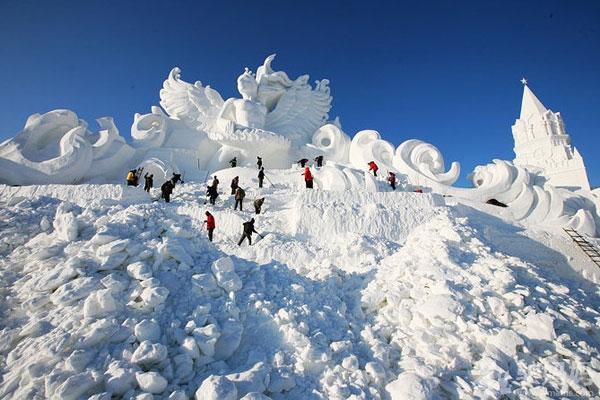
[521,77,528,85]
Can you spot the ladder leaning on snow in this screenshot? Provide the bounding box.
[563,228,600,267]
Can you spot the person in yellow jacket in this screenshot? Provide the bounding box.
[126,170,136,186]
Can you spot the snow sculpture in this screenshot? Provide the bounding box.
[0,57,596,235]
[512,80,590,191]
[310,120,351,164]
[404,157,600,237]
[0,109,134,185]
[393,139,460,187]
[159,54,333,168]
[130,106,220,182]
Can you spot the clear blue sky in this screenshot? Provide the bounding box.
[1,0,598,187]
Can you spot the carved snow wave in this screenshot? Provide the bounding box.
[131,107,168,148]
[0,110,133,185]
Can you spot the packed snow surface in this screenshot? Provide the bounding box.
[2,166,600,399]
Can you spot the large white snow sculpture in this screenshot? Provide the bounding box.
[512,80,590,191]
[158,54,334,169]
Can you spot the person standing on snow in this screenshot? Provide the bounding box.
[238,218,259,246]
[231,176,239,195]
[207,182,219,205]
[144,173,154,193]
[234,186,246,210]
[161,180,174,203]
[254,197,265,214]
[229,157,237,168]
[204,211,215,242]
[258,167,265,188]
[388,172,396,190]
[314,155,324,167]
[126,169,136,186]
[211,175,220,190]
[257,156,263,169]
[303,167,313,188]
[368,161,379,177]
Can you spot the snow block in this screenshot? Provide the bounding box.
[386,372,432,400]
[195,375,238,400]
[136,371,168,394]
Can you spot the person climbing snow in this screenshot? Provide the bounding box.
[229,157,237,168]
[237,218,259,246]
[303,167,313,188]
[204,211,215,242]
[368,161,379,177]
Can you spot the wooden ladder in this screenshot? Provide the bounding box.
[563,228,600,267]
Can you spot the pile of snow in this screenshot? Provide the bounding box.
[1,168,600,399]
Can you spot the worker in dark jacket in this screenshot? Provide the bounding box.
[161,180,174,203]
[144,173,153,193]
[238,218,259,246]
[254,197,265,214]
[258,167,265,188]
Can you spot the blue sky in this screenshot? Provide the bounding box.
[1,0,598,187]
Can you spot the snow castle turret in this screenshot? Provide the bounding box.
[511,79,590,191]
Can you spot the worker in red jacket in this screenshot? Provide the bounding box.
[303,167,313,188]
[204,211,216,242]
[368,161,379,176]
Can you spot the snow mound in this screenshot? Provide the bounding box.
[1,180,600,399]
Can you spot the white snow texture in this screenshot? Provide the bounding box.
[1,168,600,399]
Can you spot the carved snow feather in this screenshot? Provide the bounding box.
[265,79,332,143]
[159,67,224,132]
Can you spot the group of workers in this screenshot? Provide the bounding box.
[127,156,415,246]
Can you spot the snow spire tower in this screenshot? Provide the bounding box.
[511,79,590,191]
